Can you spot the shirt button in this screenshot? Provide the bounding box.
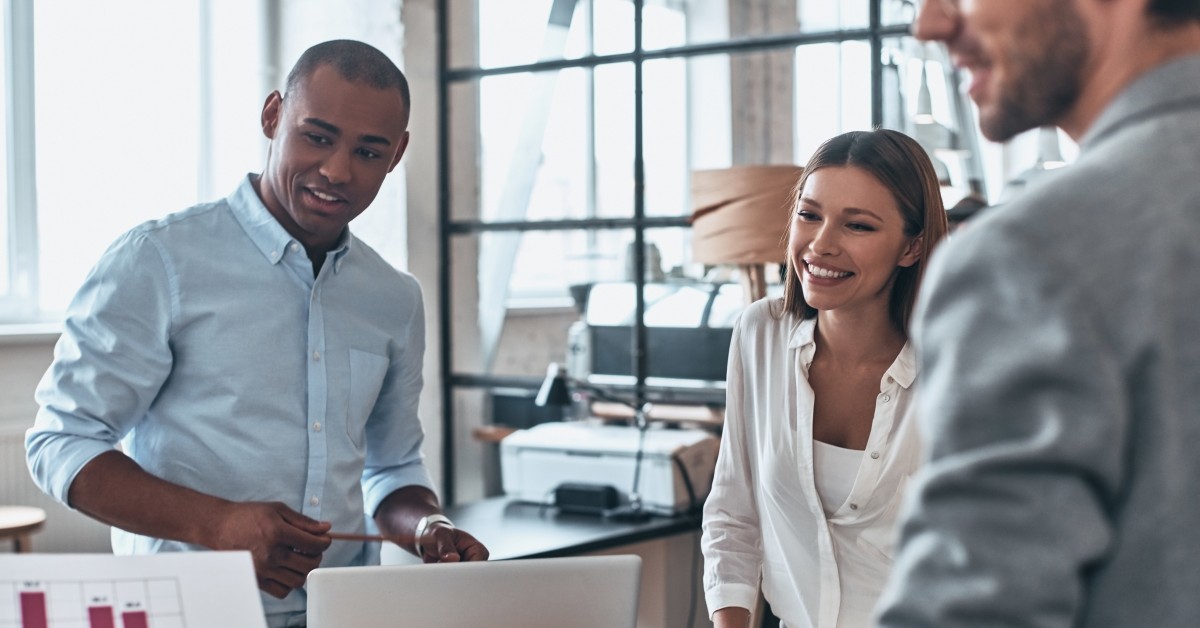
[849,503,859,510]
[289,242,301,253]
[870,451,880,459]
[313,351,321,362]
[881,394,891,402]
[313,422,323,432]
[886,376,894,384]
[310,496,320,506]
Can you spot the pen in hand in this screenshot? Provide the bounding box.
[325,531,391,543]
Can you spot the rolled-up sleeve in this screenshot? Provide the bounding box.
[26,230,175,506]
[875,228,1122,627]
[701,318,763,615]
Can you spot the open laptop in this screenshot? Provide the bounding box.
[306,554,642,628]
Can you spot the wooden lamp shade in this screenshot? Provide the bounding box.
[690,164,803,302]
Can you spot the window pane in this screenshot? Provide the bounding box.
[644,0,870,51]
[882,0,918,26]
[34,0,202,314]
[643,58,693,218]
[799,0,870,31]
[452,229,632,325]
[460,63,635,223]
[645,50,810,220]
[644,226,707,284]
[207,0,267,200]
[646,44,873,199]
[471,71,590,222]
[795,41,874,163]
[0,10,8,299]
[461,0,633,70]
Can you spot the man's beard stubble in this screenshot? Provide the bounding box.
[980,4,1090,142]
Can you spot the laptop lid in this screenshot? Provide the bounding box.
[306,554,642,628]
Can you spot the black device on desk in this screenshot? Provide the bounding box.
[535,362,655,521]
[568,280,739,405]
[553,483,621,515]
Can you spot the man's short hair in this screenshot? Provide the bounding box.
[1148,0,1200,22]
[284,39,411,112]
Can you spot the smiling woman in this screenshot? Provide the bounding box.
[790,166,923,319]
[700,129,948,628]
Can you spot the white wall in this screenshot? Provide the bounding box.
[0,336,52,433]
[0,334,113,553]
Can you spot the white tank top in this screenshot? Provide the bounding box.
[812,440,864,516]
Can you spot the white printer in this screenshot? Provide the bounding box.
[500,422,720,515]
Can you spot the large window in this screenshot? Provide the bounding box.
[0,0,264,323]
[1,1,413,326]
[440,0,985,503]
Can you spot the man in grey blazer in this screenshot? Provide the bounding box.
[876,1,1200,626]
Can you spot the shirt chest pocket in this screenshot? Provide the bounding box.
[347,349,390,449]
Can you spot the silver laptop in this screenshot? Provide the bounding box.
[306,555,642,628]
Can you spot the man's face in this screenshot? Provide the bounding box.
[913,0,1090,142]
[258,64,410,253]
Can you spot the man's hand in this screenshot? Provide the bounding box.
[210,501,332,598]
[66,453,330,598]
[417,523,490,564]
[374,486,490,564]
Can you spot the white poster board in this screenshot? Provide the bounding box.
[0,552,266,628]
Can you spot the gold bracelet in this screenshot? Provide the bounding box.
[413,514,454,557]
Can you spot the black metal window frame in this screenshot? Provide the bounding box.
[437,0,910,504]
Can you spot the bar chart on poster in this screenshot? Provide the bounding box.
[0,553,266,628]
[1,578,181,628]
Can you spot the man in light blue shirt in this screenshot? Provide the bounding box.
[26,40,488,627]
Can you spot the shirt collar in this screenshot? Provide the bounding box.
[889,342,917,390]
[227,174,353,272]
[788,315,817,350]
[786,315,918,389]
[1081,53,1200,152]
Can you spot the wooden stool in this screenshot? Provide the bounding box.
[0,506,47,552]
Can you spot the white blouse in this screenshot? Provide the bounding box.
[701,299,923,628]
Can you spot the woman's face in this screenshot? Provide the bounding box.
[788,165,922,316]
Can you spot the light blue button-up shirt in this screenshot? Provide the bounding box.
[27,175,434,625]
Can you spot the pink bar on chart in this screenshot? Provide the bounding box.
[89,605,116,628]
[19,591,48,628]
[121,610,150,628]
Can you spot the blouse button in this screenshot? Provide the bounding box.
[870,451,880,459]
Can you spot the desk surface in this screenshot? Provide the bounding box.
[443,497,701,560]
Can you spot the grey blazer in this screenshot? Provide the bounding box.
[877,53,1200,627]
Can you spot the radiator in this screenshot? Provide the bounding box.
[0,427,111,553]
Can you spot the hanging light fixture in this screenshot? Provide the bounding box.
[911,62,959,187]
[1000,126,1070,201]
